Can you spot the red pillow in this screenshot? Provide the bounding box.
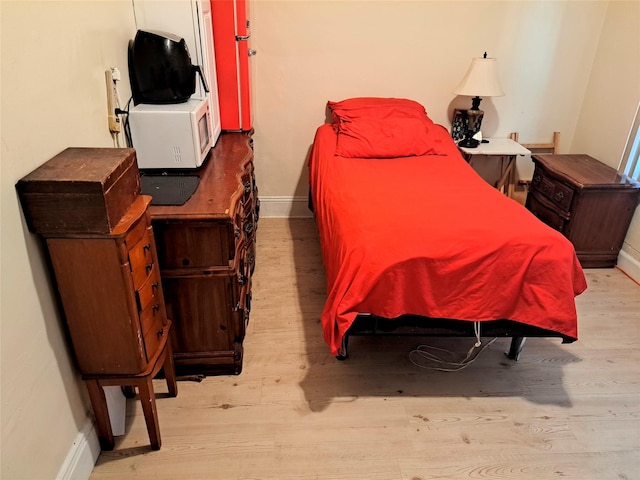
[328,97,431,123]
[335,117,437,158]
[328,98,443,158]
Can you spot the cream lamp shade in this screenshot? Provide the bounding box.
[454,55,504,108]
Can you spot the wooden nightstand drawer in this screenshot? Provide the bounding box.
[526,190,569,232]
[531,169,573,212]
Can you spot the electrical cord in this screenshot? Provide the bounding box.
[118,97,133,148]
[409,322,498,371]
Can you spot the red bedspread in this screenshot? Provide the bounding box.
[309,123,587,356]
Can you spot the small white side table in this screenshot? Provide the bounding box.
[459,138,531,198]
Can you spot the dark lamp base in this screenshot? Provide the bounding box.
[458,137,480,148]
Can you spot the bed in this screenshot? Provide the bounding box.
[308,97,587,360]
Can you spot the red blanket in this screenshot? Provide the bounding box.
[309,124,587,356]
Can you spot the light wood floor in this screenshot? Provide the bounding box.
[90,218,640,480]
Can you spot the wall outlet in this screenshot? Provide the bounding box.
[105,69,121,133]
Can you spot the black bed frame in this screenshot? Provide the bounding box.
[337,314,575,361]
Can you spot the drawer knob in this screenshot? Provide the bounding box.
[157,329,164,337]
[152,304,160,313]
[145,263,153,272]
[533,175,541,185]
[554,191,565,202]
[143,244,151,252]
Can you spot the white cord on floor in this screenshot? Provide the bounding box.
[409,322,497,371]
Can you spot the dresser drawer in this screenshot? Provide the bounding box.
[154,222,234,269]
[140,296,166,360]
[531,168,574,212]
[136,263,161,312]
[129,231,155,289]
[241,165,253,209]
[526,190,569,232]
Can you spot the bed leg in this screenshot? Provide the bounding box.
[336,335,349,361]
[506,337,526,361]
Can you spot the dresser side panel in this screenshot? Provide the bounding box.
[47,238,145,374]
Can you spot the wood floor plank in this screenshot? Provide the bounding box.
[90,218,640,480]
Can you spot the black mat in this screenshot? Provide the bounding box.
[140,175,200,206]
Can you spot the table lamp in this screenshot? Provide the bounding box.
[453,52,504,148]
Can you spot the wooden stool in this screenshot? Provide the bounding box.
[83,323,177,451]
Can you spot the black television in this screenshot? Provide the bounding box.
[128,29,208,105]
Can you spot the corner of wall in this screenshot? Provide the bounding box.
[617,248,640,284]
[258,196,313,218]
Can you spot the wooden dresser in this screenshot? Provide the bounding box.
[526,154,640,268]
[149,132,258,376]
[17,148,177,450]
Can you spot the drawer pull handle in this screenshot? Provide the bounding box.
[157,329,164,337]
[244,181,251,194]
[152,304,160,313]
[152,282,159,292]
[554,191,565,202]
[143,244,151,252]
[533,175,541,185]
[145,263,153,273]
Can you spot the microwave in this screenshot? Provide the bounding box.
[129,98,214,169]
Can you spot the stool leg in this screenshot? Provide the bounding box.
[137,376,161,450]
[85,380,115,451]
[163,341,178,397]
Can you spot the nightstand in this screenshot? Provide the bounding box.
[526,154,640,268]
[459,138,531,198]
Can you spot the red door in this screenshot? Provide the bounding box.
[211,0,253,132]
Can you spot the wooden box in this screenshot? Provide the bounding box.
[17,148,141,235]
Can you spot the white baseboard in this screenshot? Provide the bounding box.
[258,196,313,218]
[56,418,100,480]
[617,248,640,283]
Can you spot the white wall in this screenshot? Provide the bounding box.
[1,1,136,478]
[571,0,640,275]
[250,0,608,215]
[0,1,625,478]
